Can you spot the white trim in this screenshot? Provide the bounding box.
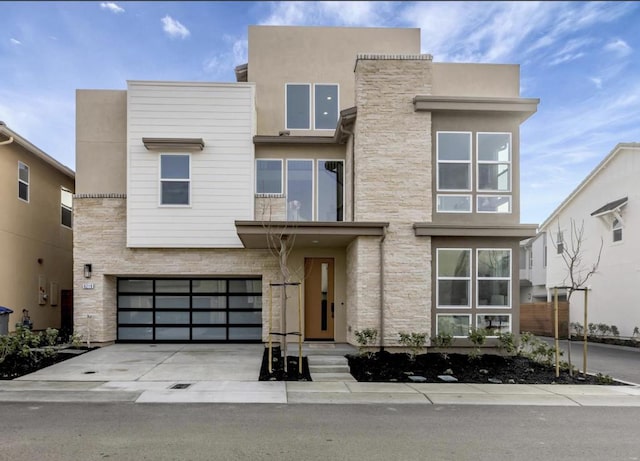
[313,83,340,131]
[285,83,312,130]
[316,159,345,222]
[476,195,512,213]
[60,186,73,229]
[437,194,472,213]
[476,132,512,193]
[476,314,512,337]
[286,159,314,221]
[476,248,512,309]
[436,131,472,193]
[18,161,29,203]
[159,153,191,207]
[436,248,472,308]
[436,313,472,338]
[612,217,623,243]
[255,159,283,195]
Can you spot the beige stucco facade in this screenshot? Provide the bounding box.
[73,25,538,348]
[0,123,75,332]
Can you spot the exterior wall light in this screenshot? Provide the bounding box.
[84,264,92,278]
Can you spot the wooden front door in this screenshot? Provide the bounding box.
[304,258,334,340]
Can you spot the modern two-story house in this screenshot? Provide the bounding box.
[74,25,538,347]
[521,143,640,337]
[0,121,75,333]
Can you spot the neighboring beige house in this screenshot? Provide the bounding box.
[0,122,75,333]
[521,143,640,337]
[74,25,538,347]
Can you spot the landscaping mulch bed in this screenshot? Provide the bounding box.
[347,351,624,385]
[259,346,312,381]
[0,347,94,380]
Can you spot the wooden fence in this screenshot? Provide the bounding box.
[520,302,569,338]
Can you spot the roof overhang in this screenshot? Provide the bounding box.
[413,95,539,123]
[142,137,205,151]
[590,196,628,218]
[253,107,357,146]
[414,223,537,239]
[235,220,388,249]
[235,63,248,82]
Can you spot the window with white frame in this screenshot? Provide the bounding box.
[160,154,190,206]
[477,133,511,213]
[256,159,283,195]
[286,160,313,220]
[437,314,471,337]
[61,187,73,228]
[477,314,511,336]
[18,161,29,202]
[477,249,511,308]
[437,132,472,212]
[437,249,471,307]
[556,231,564,254]
[612,218,622,242]
[286,83,338,131]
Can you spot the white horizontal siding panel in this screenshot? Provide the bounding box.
[127,81,256,248]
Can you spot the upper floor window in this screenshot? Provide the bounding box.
[61,187,73,228]
[612,218,622,242]
[285,159,344,222]
[18,161,29,202]
[256,159,283,195]
[436,131,512,214]
[160,154,190,206]
[556,231,564,254]
[285,83,338,130]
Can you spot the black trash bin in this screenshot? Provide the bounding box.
[0,307,13,335]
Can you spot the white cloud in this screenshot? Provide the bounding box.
[604,39,632,57]
[100,2,124,14]
[203,35,247,79]
[10,38,21,45]
[161,15,190,39]
[590,77,602,89]
[259,1,394,27]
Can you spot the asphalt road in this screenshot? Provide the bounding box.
[539,337,640,384]
[1,403,639,461]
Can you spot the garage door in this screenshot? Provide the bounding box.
[117,278,262,342]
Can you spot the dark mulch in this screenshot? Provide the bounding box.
[347,351,625,385]
[0,347,94,380]
[259,346,312,381]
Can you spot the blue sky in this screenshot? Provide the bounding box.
[1,1,639,224]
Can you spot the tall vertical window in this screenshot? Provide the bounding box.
[437,249,471,307]
[437,132,471,212]
[477,133,511,213]
[556,231,564,254]
[612,218,622,242]
[287,160,313,221]
[317,160,344,221]
[61,187,73,228]
[477,249,511,308]
[160,154,190,206]
[314,84,338,130]
[286,84,311,130]
[18,161,29,202]
[256,159,283,195]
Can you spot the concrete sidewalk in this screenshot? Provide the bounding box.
[2,343,640,406]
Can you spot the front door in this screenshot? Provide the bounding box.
[304,258,334,340]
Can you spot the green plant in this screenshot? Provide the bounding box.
[398,332,428,361]
[516,331,562,366]
[587,323,597,337]
[633,326,640,339]
[610,325,620,337]
[0,327,62,379]
[467,328,487,360]
[596,373,614,385]
[496,332,516,355]
[71,332,84,348]
[432,331,453,360]
[354,328,378,358]
[570,322,584,336]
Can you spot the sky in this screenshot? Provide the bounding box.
[1,1,639,224]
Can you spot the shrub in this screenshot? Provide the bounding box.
[398,332,428,361]
[354,328,378,358]
[0,327,62,379]
[468,328,487,360]
[496,332,516,355]
[610,325,620,337]
[570,322,584,336]
[432,331,453,360]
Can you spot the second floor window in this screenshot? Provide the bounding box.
[61,187,73,228]
[160,154,190,206]
[286,83,338,130]
[18,161,29,202]
[612,218,622,242]
[256,159,283,195]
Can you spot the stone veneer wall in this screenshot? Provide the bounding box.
[351,54,433,346]
[73,196,282,343]
[255,196,287,221]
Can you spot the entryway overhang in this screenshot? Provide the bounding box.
[413,95,539,123]
[413,223,537,239]
[235,220,388,249]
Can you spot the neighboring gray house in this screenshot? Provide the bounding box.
[74,25,538,347]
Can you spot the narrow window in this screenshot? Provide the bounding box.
[18,161,29,202]
[286,160,313,221]
[477,249,511,308]
[317,160,344,221]
[160,154,190,205]
[61,187,73,228]
[436,249,471,307]
[437,132,471,212]
[256,159,283,195]
[556,231,564,254]
[477,133,511,192]
[612,218,622,242]
[286,84,311,130]
[314,84,338,130]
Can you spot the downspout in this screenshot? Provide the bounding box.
[0,136,14,146]
[379,226,387,352]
